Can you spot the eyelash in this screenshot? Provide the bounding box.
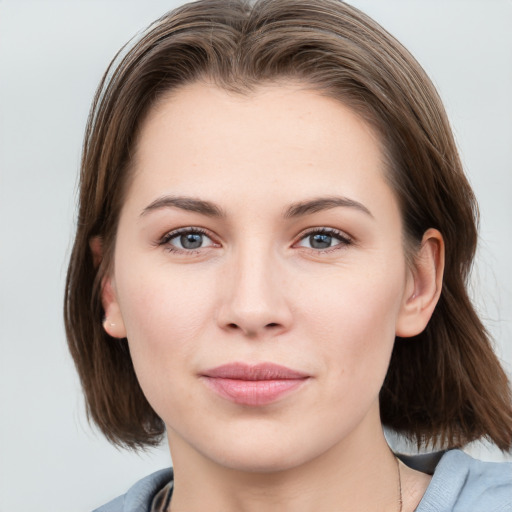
[294,228,353,254]
[157,227,217,254]
[157,227,353,255]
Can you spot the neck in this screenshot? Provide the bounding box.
[168,408,401,512]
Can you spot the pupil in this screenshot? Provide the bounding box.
[181,233,202,249]
[310,233,332,249]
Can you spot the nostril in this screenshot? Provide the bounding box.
[227,323,239,330]
[266,323,279,328]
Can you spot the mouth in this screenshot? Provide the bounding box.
[200,362,310,406]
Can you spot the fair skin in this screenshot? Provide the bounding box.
[99,82,443,512]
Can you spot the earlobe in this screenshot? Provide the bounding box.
[395,228,445,338]
[90,236,127,339]
[101,278,127,339]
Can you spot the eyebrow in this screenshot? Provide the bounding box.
[284,196,373,219]
[140,194,372,219]
[140,196,226,218]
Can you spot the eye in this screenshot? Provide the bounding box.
[159,228,217,252]
[296,228,352,251]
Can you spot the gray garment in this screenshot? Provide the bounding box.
[93,449,512,512]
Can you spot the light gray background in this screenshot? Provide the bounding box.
[1,1,511,511]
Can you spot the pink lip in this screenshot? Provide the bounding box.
[201,362,310,406]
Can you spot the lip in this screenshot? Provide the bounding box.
[201,362,310,406]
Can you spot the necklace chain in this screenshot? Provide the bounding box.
[396,456,403,512]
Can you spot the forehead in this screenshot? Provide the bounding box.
[126,81,393,216]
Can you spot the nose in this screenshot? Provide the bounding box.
[216,245,293,338]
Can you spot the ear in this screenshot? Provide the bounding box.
[89,236,127,339]
[395,228,445,338]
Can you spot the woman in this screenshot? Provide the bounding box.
[65,0,512,510]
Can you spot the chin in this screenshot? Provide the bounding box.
[213,448,308,474]
[194,429,329,475]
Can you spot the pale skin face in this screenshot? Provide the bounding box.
[98,82,444,512]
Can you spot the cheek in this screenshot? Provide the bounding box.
[115,274,214,424]
[301,263,405,384]
[114,264,216,385]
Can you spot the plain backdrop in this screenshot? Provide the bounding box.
[1,1,511,511]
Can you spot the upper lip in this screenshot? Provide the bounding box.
[202,362,309,380]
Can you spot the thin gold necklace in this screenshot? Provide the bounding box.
[396,456,403,512]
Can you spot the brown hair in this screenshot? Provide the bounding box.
[65,0,512,451]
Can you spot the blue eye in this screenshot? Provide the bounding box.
[177,232,205,249]
[161,228,215,251]
[309,233,335,249]
[297,229,351,250]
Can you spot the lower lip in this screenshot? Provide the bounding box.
[202,377,308,406]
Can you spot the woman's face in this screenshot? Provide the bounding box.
[105,82,418,472]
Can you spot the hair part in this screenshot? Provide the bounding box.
[65,0,512,451]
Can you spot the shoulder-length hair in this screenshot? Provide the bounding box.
[65,0,512,451]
